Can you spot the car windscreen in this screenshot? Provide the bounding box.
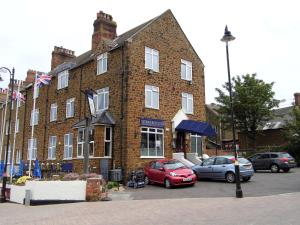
[164,161,186,170]
[238,158,251,164]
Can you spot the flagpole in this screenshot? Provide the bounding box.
[10,80,22,182]
[29,73,38,177]
[0,90,9,162]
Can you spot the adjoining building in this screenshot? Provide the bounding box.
[0,9,216,179]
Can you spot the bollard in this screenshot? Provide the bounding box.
[24,189,31,206]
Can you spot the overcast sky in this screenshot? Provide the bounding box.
[0,0,299,107]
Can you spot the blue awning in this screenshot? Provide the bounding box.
[176,120,217,137]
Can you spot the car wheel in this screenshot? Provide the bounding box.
[270,164,279,173]
[225,172,235,183]
[144,176,150,185]
[242,176,251,182]
[283,168,290,173]
[164,179,171,189]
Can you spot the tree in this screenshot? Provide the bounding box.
[215,73,280,148]
[284,107,300,163]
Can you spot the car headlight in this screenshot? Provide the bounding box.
[170,172,177,177]
[191,170,194,174]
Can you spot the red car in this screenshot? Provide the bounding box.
[144,159,197,188]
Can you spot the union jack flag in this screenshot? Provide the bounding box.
[12,91,26,102]
[36,73,51,87]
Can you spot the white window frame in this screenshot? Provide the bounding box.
[48,136,57,160]
[30,109,39,126]
[104,126,112,157]
[182,92,194,114]
[57,70,69,90]
[97,52,108,75]
[64,133,73,159]
[50,103,57,122]
[77,128,85,158]
[27,138,37,160]
[15,118,19,133]
[16,149,21,164]
[145,85,159,109]
[140,127,164,158]
[190,134,202,156]
[145,47,159,72]
[181,59,192,81]
[94,87,109,112]
[66,98,75,118]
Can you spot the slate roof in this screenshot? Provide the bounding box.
[259,106,293,130]
[72,110,116,128]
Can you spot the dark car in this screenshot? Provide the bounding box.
[144,159,197,188]
[248,152,296,173]
[192,156,254,183]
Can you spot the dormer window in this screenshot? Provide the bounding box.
[181,59,192,81]
[57,70,69,89]
[97,52,108,75]
[145,47,159,72]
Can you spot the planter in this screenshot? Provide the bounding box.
[10,180,87,204]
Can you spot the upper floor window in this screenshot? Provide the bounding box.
[30,109,39,126]
[77,128,85,158]
[181,59,192,81]
[57,70,69,90]
[182,92,193,114]
[97,52,108,75]
[145,47,159,72]
[145,85,159,109]
[66,98,75,118]
[48,136,57,160]
[64,133,73,159]
[50,103,57,122]
[28,138,37,160]
[94,87,109,112]
[104,127,112,157]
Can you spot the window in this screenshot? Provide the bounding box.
[89,128,95,156]
[202,158,215,166]
[16,150,21,164]
[15,118,19,133]
[104,127,112,157]
[145,85,159,109]
[66,98,75,118]
[50,103,57,122]
[141,127,164,157]
[182,92,193,114]
[181,59,192,81]
[191,134,202,156]
[215,157,229,165]
[7,145,11,164]
[94,87,109,112]
[145,47,159,72]
[64,133,73,159]
[30,109,39,126]
[27,138,37,160]
[77,128,85,158]
[259,154,270,159]
[97,52,108,75]
[33,84,39,99]
[57,70,69,89]
[48,136,56,160]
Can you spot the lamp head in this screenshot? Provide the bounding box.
[221,25,235,43]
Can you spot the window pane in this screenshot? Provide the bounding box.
[141,133,148,156]
[181,63,186,79]
[89,142,94,156]
[153,54,159,71]
[156,133,163,156]
[105,127,111,141]
[153,91,159,108]
[105,92,109,109]
[148,133,156,156]
[145,52,152,68]
[182,96,187,112]
[191,136,196,153]
[105,142,111,157]
[103,57,107,72]
[145,90,151,107]
[187,66,192,80]
[99,94,105,110]
[197,137,202,155]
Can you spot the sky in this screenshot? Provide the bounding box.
[0,0,299,107]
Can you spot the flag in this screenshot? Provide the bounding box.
[12,91,26,102]
[36,73,51,87]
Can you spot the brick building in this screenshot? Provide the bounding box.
[0,9,213,179]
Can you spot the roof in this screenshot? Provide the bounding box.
[259,106,293,130]
[72,110,116,128]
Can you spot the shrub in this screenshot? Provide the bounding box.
[15,176,32,186]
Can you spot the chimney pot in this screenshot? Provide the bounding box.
[51,46,75,70]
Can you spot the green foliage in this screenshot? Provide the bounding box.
[284,107,300,163]
[107,181,119,189]
[15,176,32,185]
[215,74,280,148]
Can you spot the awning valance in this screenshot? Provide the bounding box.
[175,120,217,137]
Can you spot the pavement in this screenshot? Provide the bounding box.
[1,192,300,225]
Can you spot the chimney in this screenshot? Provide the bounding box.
[24,69,36,85]
[294,93,300,106]
[51,46,75,70]
[92,11,117,51]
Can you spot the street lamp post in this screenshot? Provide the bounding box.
[0,67,15,203]
[221,26,243,198]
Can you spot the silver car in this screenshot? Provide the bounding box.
[192,156,254,183]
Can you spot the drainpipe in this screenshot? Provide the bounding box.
[42,85,50,160]
[79,66,83,121]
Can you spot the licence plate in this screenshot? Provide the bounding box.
[289,160,295,163]
[183,178,192,182]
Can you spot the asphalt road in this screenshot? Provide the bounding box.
[125,167,300,200]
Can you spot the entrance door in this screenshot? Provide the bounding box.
[175,132,185,153]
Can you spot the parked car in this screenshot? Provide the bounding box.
[248,152,296,173]
[192,156,254,183]
[144,159,197,188]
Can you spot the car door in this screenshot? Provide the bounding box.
[256,153,271,169]
[198,157,215,178]
[152,162,165,184]
[212,157,230,179]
